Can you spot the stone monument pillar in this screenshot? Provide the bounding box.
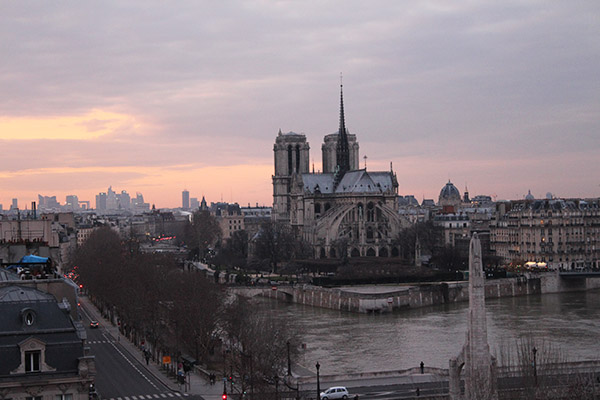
[449,233,498,400]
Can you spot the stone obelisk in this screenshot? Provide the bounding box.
[449,233,498,400]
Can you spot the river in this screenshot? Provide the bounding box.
[256,289,600,375]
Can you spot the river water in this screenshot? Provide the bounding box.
[256,289,600,375]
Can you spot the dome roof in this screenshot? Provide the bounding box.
[525,190,534,200]
[439,180,461,200]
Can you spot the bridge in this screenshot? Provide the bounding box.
[559,270,600,279]
[229,285,295,301]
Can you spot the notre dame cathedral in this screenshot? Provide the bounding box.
[272,85,408,258]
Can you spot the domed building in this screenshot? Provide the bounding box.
[439,180,462,212]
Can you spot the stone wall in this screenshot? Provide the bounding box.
[261,272,600,313]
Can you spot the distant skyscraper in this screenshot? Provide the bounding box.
[106,186,117,210]
[117,190,131,210]
[95,192,107,211]
[10,198,18,210]
[190,197,199,210]
[66,195,79,211]
[182,190,190,210]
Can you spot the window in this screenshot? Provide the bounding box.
[25,350,41,372]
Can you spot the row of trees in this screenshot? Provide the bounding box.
[73,226,299,395]
[181,210,501,275]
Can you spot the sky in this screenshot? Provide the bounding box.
[1,1,599,209]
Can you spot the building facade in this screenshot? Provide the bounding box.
[491,198,600,270]
[0,275,95,399]
[272,85,407,258]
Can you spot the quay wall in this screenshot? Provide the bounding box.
[260,272,600,313]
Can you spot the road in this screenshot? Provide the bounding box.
[80,301,194,400]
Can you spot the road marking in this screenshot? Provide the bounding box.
[103,332,160,391]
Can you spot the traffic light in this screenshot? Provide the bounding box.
[222,394,227,400]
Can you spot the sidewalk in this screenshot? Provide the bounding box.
[79,296,225,400]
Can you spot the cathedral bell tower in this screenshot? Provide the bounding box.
[272,130,310,222]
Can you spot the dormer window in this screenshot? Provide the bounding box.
[21,308,36,326]
[25,350,41,372]
[24,311,35,326]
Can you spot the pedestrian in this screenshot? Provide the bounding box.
[420,361,424,374]
[145,351,150,366]
[416,387,420,397]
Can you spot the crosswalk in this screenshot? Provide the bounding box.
[106,392,189,400]
[88,340,113,344]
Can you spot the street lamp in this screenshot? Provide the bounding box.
[274,375,279,400]
[316,362,321,400]
[532,346,538,385]
[287,340,292,376]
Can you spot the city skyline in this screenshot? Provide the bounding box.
[1,1,599,209]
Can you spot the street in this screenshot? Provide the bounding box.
[79,299,195,400]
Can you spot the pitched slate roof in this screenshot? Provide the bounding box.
[301,169,395,195]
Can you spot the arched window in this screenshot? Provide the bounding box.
[367,202,375,222]
[295,144,301,172]
[287,145,293,174]
[379,247,388,257]
[367,227,374,239]
[391,247,399,257]
[330,248,337,258]
[320,248,326,258]
[315,203,321,214]
[366,248,376,257]
[351,248,360,257]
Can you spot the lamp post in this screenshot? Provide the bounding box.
[275,375,279,400]
[316,362,321,400]
[532,346,538,386]
[287,340,292,376]
[222,351,227,398]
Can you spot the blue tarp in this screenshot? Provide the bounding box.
[20,255,49,264]
[6,255,49,269]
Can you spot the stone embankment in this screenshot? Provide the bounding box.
[254,271,600,313]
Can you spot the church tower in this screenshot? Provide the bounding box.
[272,130,310,222]
[321,84,359,174]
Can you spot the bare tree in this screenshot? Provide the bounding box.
[222,297,301,397]
[252,221,296,273]
[184,210,222,261]
[497,336,597,400]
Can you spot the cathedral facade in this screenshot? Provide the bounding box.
[272,86,407,258]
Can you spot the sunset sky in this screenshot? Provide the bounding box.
[1,1,599,209]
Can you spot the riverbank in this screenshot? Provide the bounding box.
[257,271,600,313]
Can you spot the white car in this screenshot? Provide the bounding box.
[320,386,349,400]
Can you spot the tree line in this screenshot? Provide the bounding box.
[73,226,299,397]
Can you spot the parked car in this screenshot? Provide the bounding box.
[320,386,349,399]
[90,320,99,329]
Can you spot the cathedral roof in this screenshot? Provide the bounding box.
[301,169,395,195]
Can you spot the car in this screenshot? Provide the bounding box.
[320,386,349,400]
[90,320,99,329]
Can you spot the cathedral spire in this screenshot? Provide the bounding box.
[335,76,351,181]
